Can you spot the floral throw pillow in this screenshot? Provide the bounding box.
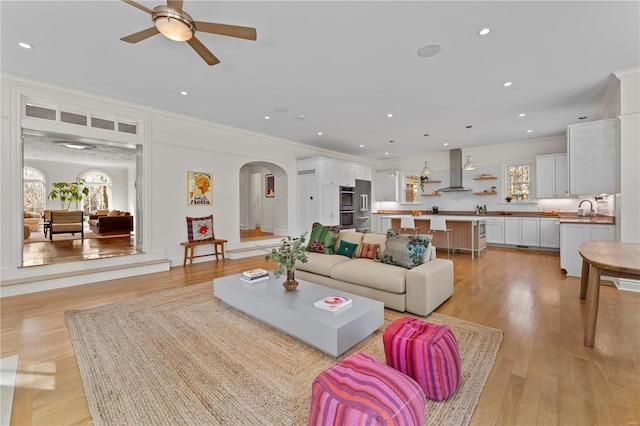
[381,231,432,269]
[186,215,215,243]
[307,222,340,254]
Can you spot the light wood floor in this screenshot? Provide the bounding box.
[1,248,638,425]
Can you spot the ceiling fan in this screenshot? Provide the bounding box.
[120,0,257,66]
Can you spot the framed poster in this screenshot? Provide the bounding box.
[187,171,213,205]
[265,174,275,198]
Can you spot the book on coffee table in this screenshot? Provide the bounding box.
[314,296,352,312]
[242,269,269,280]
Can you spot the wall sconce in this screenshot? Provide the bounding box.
[388,165,397,177]
[421,161,432,176]
[463,156,475,171]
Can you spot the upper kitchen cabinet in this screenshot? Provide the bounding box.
[376,171,398,202]
[567,118,619,195]
[535,153,568,198]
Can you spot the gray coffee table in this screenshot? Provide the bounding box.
[214,273,384,357]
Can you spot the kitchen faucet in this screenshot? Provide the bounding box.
[579,199,593,216]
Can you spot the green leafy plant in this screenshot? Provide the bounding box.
[419,175,429,191]
[265,233,308,278]
[48,180,89,210]
[505,196,512,202]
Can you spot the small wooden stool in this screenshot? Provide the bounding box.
[180,239,227,265]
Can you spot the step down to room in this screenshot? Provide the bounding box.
[226,239,283,260]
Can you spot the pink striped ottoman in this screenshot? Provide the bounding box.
[308,352,425,425]
[383,316,461,401]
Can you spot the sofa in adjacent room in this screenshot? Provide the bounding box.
[89,210,134,235]
[295,225,454,316]
[23,211,41,231]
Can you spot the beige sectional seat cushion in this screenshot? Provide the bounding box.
[295,252,351,277]
[330,259,407,294]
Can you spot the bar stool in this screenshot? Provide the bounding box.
[399,216,419,234]
[428,216,452,258]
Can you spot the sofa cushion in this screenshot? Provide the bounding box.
[296,252,351,277]
[331,259,407,294]
[382,232,433,269]
[336,240,358,258]
[363,233,387,260]
[334,231,364,257]
[359,243,378,259]
[307,222,340,254]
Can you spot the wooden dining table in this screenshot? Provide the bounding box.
[579,241,640,347]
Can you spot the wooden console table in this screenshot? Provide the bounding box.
[579,241,640,348]
[181,239,227,265]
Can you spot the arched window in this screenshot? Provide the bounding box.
[23,167,46,214]
[80,171,112,215]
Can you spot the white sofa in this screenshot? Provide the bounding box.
[296,230,454,316]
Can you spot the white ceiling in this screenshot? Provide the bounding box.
[2,1,639,162]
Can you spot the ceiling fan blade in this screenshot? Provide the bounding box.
[167,0,183,14]
[121,27,160,43]
[121,0,154,14]
[194,22,257,41]
[187,36,220,66]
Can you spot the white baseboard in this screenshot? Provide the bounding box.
[612,277,640,292]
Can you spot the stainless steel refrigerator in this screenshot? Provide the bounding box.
[355,179,371,233]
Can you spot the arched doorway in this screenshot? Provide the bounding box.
[239,162,288,241]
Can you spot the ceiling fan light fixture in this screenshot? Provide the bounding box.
[152,6,194,42]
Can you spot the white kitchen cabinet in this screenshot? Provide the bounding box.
[539,218,560,248]
[560,223,615,276]
[321,185,340,226]
[567,118,618,195]
[504,217,540,246]
[296,174,320,235]
[485,217,505,244]
[375,171,398,202]
[536,153,568,198]
[321,160,340,185]
[339,163,357,187]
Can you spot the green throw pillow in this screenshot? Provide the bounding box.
[381,231,432,269]
[307,222,339,254]
[336,240,358,258]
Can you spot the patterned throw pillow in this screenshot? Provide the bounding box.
[381,231,433,269]
[307,222,340,254]
[186,215,215,242]
[359,243,379,259]
[336,240,358,258]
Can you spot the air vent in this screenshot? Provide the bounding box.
[25,104,56,120]
[298,168,317,176]
[91,117,115,130]
[61,111,87,126]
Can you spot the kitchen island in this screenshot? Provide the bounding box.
[376,215,487,259]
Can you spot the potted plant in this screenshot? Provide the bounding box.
[420,175,429,192]
[265,232,308,291]
[505,196,512,203]
[48,180,89,210]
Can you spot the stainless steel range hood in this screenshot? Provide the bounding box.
[437,149,472,192]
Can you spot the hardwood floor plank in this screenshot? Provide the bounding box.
[2,249,639,425]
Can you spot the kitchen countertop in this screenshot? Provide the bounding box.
[374,211,615,224]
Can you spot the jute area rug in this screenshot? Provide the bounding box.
[66,282,503,426]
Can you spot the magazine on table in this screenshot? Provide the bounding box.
[240,274,269,283]
[242,268,269,279]
[314,296,352,312]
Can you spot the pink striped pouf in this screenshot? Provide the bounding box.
[308,352,425,425]
[383,316,461,401]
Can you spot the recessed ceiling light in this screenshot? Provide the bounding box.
[518,113,526,117]
[274,107,289,113]
[477,28,491,36]
[297,115,305,119]
[317,132,323,136]
[359,144,364,148]
[180,91,188,96]
[18,42,33,49]
[443,143,448,146]
[384,152,389,155]
[502,81,513,87]
[387,113,393,118]
[526,129,533,133]
[417,43,442,58]
[264,116,270,120]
